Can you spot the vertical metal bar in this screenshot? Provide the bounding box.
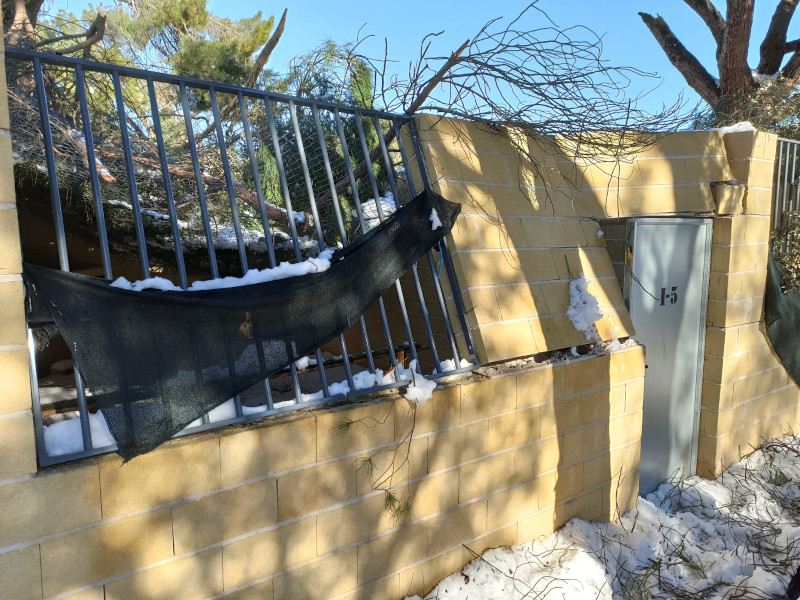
[353,112,396,366]
[73,364,93,450]
[210,87,248,274]
[180,82,219,278]
[112,70,150,279]
[263,98,303,400]
[774,141,785,231]
[334,108,367,230]
[312,106,348,239]
[33,57,69,271]
[28,329,50,464]
[75,64,112,279]
[332,109,376,373]
[288,101,325,247]
[264,99,302,259]
[147,76,188,289]
[289,100,341,394]
[308,107,358,388]
[375,116,399,203]
[375,117,419,366]
[354,114,387,222]
[238,91,277,268]
[407,119,467,363]
[34,59,96,452]
[394,120,442,371]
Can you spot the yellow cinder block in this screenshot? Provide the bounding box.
[357,522,428,585]
[487,407,540,453]
[0,464,101,548]
[219,415,316,486]
[564,354,611,396]
[0,348,32,415]
[608,440,641,479]
[41,509,173,597]
[172,478,278,554]
[222,517,316,590]
[609,346,645,384]
[274,549,358,600]
[277,457,356,521]
[219,580,274,600]
[0,413,36,479]
[459,450,516,501]
[397,383,459,437]
[486,477,539,530]
[494,282,545,321]
[406,469,459,519]
[427,499,488,556]
[100,438,220,517]
[0,207,22,276]
[517,506,557,542]
[0,280,25,346]
[317,401,395,462]
[355,437,427,496]
[462,525,519,563]
[515,433,560,476]
[398,548,463,600]
[462,286,502,327]
[427,421,488,472]
[105,548,222,600]
[0,546,42,600]
[475,320,538,363]
[317,488,408,556]
[517,363,565,407]
[461,374,517,424]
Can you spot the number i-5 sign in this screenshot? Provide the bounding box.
[659,286,678,306]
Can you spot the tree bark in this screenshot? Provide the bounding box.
[758,0,799,74]
[639,12,721,106]
[719,0,755,96]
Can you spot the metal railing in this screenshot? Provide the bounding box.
[773,138,800,234]
[6,47,476,466]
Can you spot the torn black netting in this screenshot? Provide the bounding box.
[24,189,460,459]
[765,251,800,386]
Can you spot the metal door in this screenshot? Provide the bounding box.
[625,218,712,494]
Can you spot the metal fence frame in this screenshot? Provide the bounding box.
[6,47,477,466]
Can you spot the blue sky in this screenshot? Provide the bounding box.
[54,0,800,115]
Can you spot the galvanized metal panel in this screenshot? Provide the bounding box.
[626,218,712,494]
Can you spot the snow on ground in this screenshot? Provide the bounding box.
[409,436,800,600]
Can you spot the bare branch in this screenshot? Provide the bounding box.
[758,0,799,75]
[56,13,107,55]
[639,12,721,106]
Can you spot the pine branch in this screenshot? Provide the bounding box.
[639,12,721,106]
[194,8,287,145]
[758,0,800,75]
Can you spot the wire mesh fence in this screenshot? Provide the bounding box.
[7,47,476,465]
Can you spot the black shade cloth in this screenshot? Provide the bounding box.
[765,251,800,386]
[25,189,460,459]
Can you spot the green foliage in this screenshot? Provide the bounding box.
[694,77,800,139]
[771,212,800,292]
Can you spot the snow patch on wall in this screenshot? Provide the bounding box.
[566,274,603,341]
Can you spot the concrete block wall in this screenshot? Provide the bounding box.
[0,347,643,600]
[0,35,37,483]
[411,116,736,363]
[698,130,800,476]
